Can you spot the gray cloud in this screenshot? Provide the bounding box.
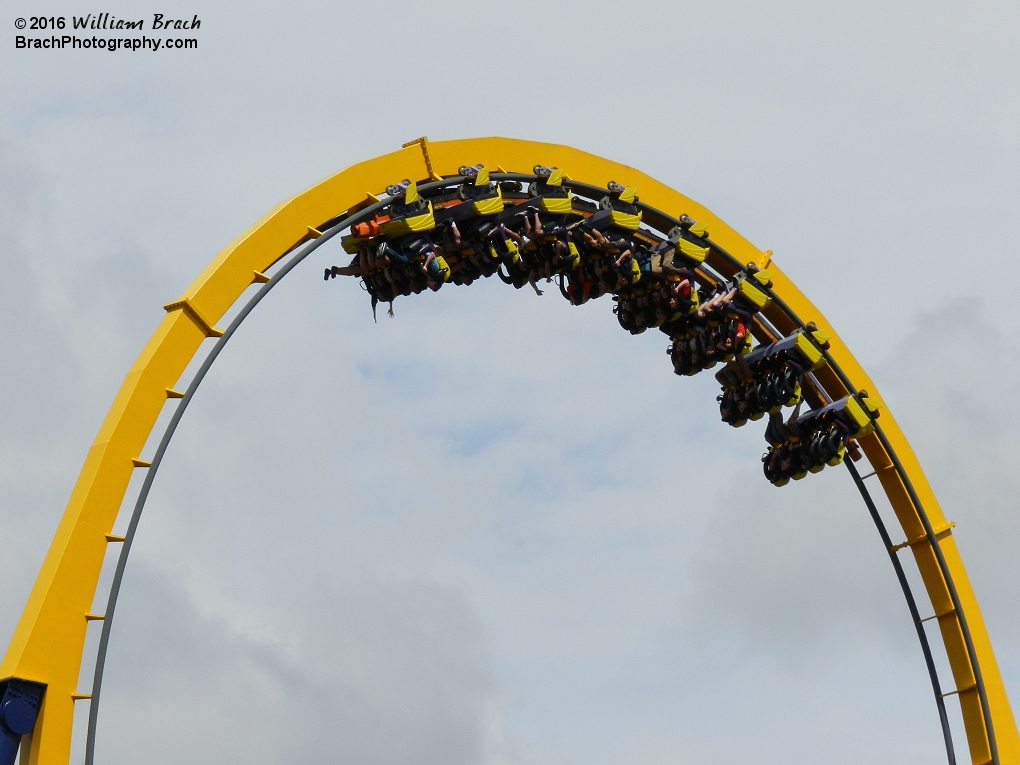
[2,2,1018,764]
[99,564,497,765]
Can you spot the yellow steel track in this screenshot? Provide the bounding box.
[1,137,1015,765]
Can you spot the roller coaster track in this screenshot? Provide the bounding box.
[0,137,1015,765]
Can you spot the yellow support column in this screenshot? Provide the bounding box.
[2,137,1014,765]
[0,144,428,765]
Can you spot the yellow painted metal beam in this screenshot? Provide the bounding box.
[2,137,1014,765]
[766,260,1016,764]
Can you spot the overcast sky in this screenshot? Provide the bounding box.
[2,2,1020,764]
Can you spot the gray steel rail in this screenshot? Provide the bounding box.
[82,174,970,765]
[83,191,391,764]
[597,196,965,764]
[845,458,957,764]
[743,270,995,765]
